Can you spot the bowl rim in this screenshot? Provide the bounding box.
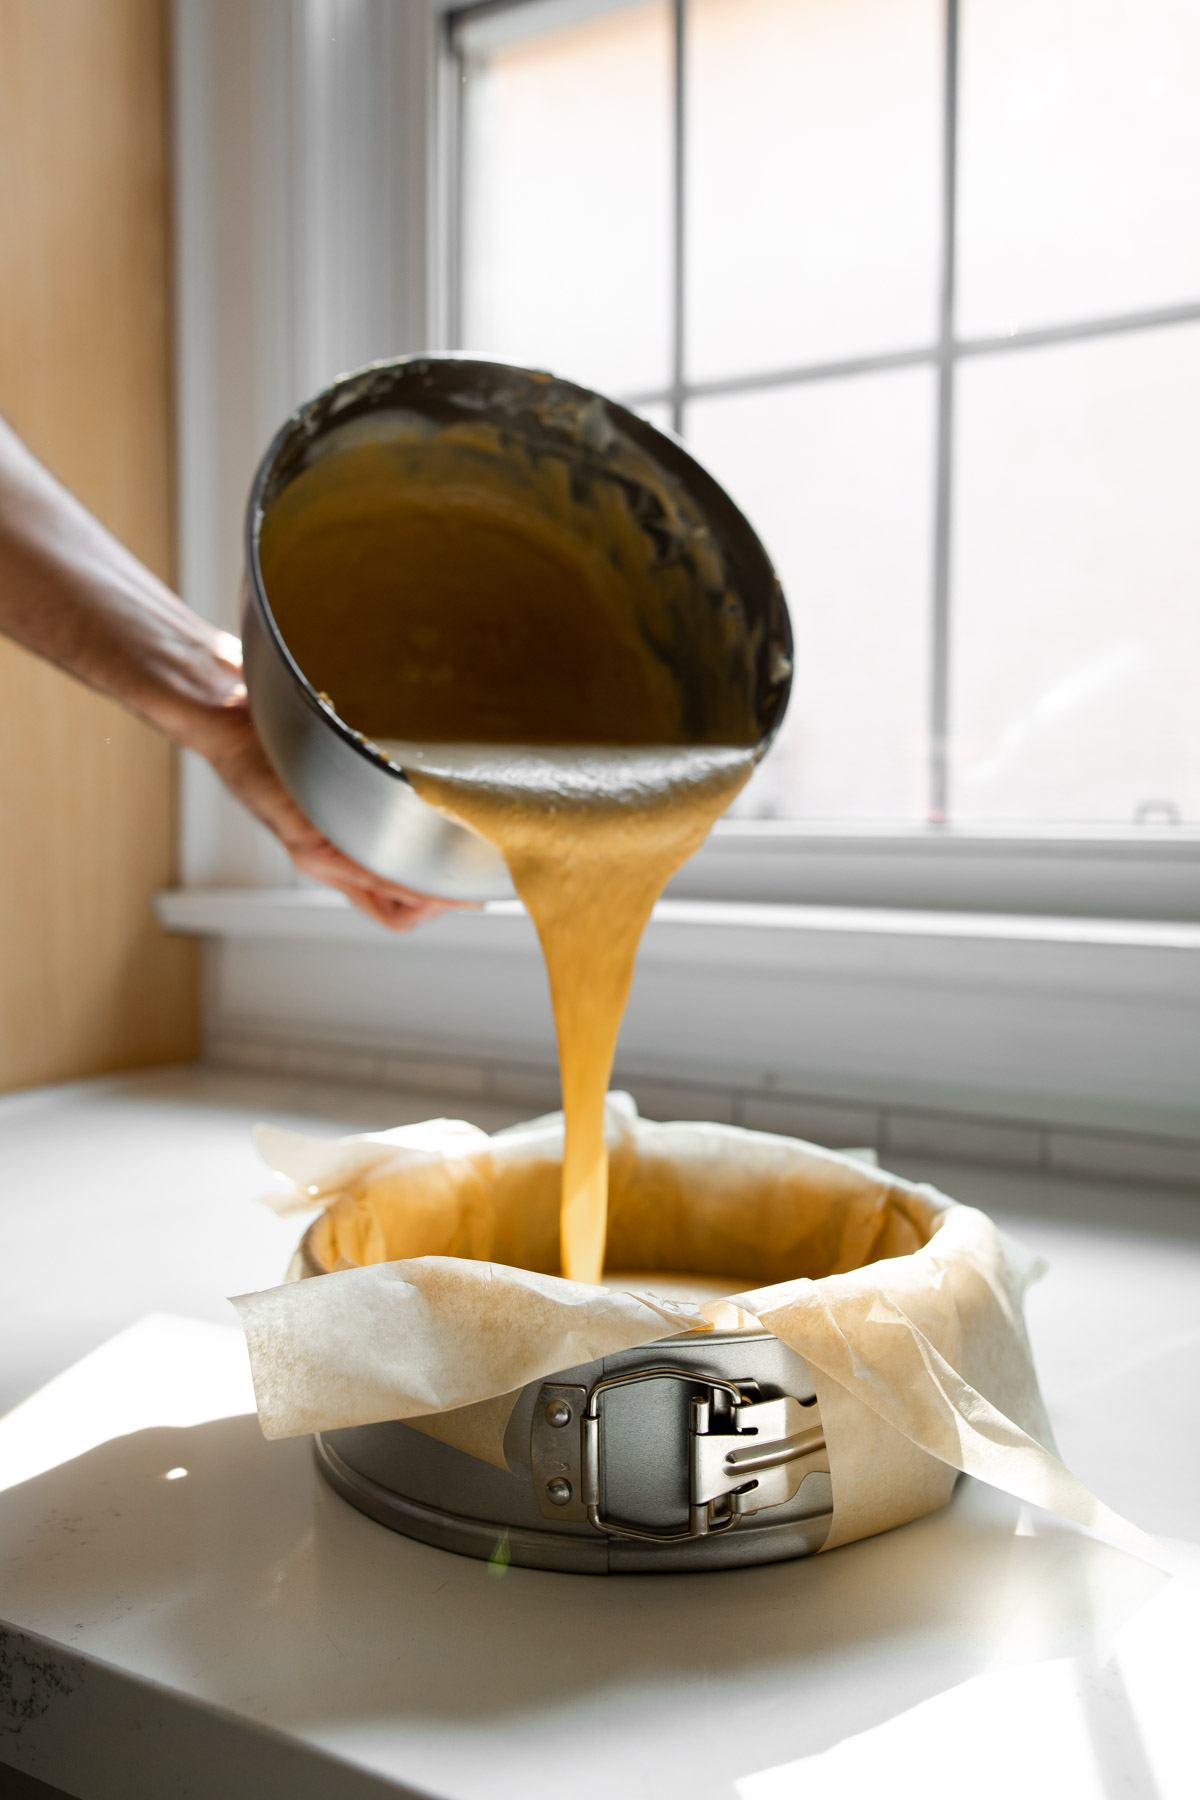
[242,352,793,783]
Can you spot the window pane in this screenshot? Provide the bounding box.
[686,0,943,383]
[685,371,935,819]
[633,399,674,434]
[949,326,1200,824]
[958,0,1200,337]
[457,0,672,398]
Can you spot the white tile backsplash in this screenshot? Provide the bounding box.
[884,1112,1043,1170]
[1047,1131,1200,1190]
[738,1094,881,1149]
[203,1031,1200,1195]
[619,1078,738,1125]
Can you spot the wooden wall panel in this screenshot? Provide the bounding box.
[0,0,198,1091]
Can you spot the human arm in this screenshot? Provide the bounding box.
[0,417,451,931]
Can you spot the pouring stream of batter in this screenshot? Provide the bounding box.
[404,747,752,1282]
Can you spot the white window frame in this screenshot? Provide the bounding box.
[171,0,1200,920]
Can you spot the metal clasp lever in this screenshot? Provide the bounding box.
[691,1392,828,1523]
[581,1368,828,1545]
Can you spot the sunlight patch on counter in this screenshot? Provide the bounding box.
[0,1313,256,1493]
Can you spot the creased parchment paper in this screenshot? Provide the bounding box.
[233,1097,1158,1561]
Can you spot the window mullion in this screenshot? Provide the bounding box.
[670,0,686,435]
[929,0,960,825]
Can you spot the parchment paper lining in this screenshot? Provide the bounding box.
[232,1098,1158,1561]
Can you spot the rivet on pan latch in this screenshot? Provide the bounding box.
[531,1383,589,1521]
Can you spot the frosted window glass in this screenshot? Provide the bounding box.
[685,371,934,820]
[686,0,942,383]
[633,400,674,435]
[950,326,1200,824]
[958,0,1200,338]
[458,1,672,398]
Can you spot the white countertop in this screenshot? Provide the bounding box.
[1,1067,1197,1799]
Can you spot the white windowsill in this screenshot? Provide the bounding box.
[675,823,1200,919]
[155,885,1200,955]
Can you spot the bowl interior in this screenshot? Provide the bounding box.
[249,358,792,758]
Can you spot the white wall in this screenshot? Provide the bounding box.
[171,0,440,887]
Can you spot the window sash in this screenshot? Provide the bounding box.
[442,0,1200,852]
[168,0,1200,910]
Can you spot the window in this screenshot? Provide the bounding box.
[448,0,1200,831]
[164,1,1200,1143]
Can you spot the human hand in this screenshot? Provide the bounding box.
[0,422,458,932]
[199,687,459,933]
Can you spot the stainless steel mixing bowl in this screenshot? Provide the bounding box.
[243,355,793,901]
